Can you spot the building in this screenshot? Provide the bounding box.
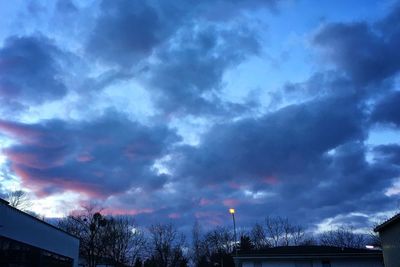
[0,198,80,267]
[234,245,384,267]
[374,213,400,267]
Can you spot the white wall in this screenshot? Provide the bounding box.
[0,202,79,267]
[379,223,400,267]
[240,258,383,267]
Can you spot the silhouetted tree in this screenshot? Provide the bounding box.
[250,223,270,249]
[319,226,367,248]
[147,223,187,267]
[103,217,146,266]
[134,257,143,267]
[201,227,235,267]
[58,207,109,267]
[239,235,254,250]
[6,190,32,211]
[263,216,308,246]
[192,220,203,267]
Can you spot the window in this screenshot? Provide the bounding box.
[295,260,313,267]
[322,260,331,267]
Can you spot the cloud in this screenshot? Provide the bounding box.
[313,4,400,87]
[86,0,170,67]
[172,96,365,186]
[371,91,400,127]
[374,144,400,166]
[164,95,398,227]
[0,35,68,112]
[0,112,179,198]
[84,0,273,116]
[146,25,260,115]
[86,0,276,68]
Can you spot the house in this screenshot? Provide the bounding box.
[0,198,80,267]
[374,213,400,267]
[233,245,384,267]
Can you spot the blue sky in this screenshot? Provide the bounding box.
[0,0,400,233]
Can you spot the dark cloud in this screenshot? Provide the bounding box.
[165,95,398,227]
[147,25,260,115]
[371,91,400,127]
[173,96,365,186]
[86,0,276,67]
[0,35,68,111]
[313,5,400,87]
[84,0,267,115]
[0,112,179,198]
[374,144,400,166]
[56,0,78,13]
[86,0,169,67]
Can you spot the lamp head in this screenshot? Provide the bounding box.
[229,208,235,214]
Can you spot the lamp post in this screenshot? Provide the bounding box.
[229,208,238,256]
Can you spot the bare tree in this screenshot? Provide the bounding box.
[319,226,367,248]
[104,217,146,266]
[289,225,306,245]
[6,190,32,211]
[265,216,285,246]
[192,220,203,267]
[58,207,109,267]
[264,216,306,247]
[147,223,186,267]
[203,226,234,254]
[201,227,235,267]
[250,223,269,249]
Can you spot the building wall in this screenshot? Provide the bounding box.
[379,223,400,267]
[0,202,79,267]
[240,257,383,267]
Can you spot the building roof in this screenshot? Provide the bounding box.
[235,246,382,260]
[0,197,79,240]
[374,213,400,233]
[0,198,9,205]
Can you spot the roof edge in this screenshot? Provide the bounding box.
[374,213,400,232]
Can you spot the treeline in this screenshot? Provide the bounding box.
[57,207,379,267]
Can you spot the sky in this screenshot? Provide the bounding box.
[0,0,400,234]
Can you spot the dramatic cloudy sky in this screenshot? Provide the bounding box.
[1,0,400,233]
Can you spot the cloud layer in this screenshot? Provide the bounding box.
[0,0,399,232]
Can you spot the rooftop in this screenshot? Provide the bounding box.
[374,213,400,233]
[236,246,383,259]
[0,197,78,240]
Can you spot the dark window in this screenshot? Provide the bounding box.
[0,236,73,267]
[322,260,331,267]
[295,260,313,267]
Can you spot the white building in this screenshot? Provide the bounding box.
[374,213,400,267]
[233,245,383,267]
[0,198,80,267]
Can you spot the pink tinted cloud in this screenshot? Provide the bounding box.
[168,212,181,219]
[195,211,224,226]
[199,198,214,206]
[11,164,107,199]
[102,207,154,216]
[228,181,244,189]
[0,120,42,142]
[77,153,94,162]
[4,149,64,169]
[262,175,279,185]
[223,198,239,207]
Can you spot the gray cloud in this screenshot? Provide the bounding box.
[0,111,179,198]
[0,35,68,111]
[371,91,400,127]
[313,4,400,87]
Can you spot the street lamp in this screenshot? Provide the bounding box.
[229,208,238,256]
